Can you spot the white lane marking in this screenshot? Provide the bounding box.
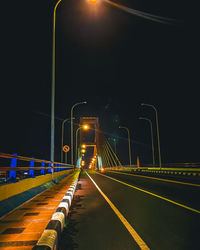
[97,172,200,214]
[107,170,200,187]
[86,172,150,250]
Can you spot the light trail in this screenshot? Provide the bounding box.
[104,0,183,25]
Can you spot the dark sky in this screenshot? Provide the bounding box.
[1,0,199,165]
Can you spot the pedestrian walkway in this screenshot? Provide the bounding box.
[0,170,79,249]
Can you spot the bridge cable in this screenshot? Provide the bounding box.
[102,146,109,167]
[106,139,122,166]
[105,143,118,167]
[105,144,114,167]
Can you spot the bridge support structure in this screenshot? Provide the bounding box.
[78,117,102,169]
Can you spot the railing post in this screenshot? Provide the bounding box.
[29,158,35,177]
[55,163,58,172]
[9,153,17,181]
[41,161,45,175]
[48,163,52,173]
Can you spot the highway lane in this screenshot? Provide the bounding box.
[60,170,141,250]
[60,170,200,249]
[103,170,200,212]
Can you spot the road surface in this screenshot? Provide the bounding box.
[60,170,200,249]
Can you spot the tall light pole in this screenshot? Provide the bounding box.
[50,0,62,180]
[71,101,87,165]
[141,103,162,169]
[119,126,132,166]
[75,124,89,164]
[61,117,75,163]
[138,117,155,166]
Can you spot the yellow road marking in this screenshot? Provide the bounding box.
[86,172,150,250]
[97,172,200,214]
[107,170,200,187]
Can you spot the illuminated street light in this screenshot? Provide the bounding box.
[50,0,63,180]
[61,117,75,163]
[50,0,87,176]
[83,124,89,130]
[138,117,155,166]
[71,101,87,165]
[141,103,162,169]
[119,126,132,166]
[89,0,98,3]
[75,124,89,163]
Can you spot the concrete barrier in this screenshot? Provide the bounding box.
[0,169,73,202]
[32,173,79,250]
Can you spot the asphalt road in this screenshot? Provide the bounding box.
[60,170,200,250]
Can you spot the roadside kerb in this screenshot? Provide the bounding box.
[32,170,80,250]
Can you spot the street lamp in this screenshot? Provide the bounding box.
[119,126,132,166]
[50,0,63,180]
[89,0,98,3]
[71,101,87,165]
[141,103,162,169]
[138,117,155,166]
[75,124,89,164]
[61,117,75,163]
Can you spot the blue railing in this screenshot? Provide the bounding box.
[0,153,74,184]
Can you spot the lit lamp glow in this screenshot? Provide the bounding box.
[83,124,89,130]
[89,0,98,3]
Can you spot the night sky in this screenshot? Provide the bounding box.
[1,0,198,165]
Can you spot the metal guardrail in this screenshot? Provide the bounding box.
[106,164,200,176]
[0,153,74,184]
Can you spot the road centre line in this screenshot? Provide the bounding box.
[107,170,200,187]
[86,172,150,250]
[97,172,200,214]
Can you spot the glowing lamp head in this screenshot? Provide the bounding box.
[89,0,97,3]
[83,124,89,130]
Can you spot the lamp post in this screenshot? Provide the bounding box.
[138,117,155,166]
[141,103,162,169]
[119,126,132,166]
[61,117,75,163]
[75,125,89,165]
[70,101,87,165]
[50,0,62,180]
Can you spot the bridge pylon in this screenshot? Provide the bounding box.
[78,117,102,169]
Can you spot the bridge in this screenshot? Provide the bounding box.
[0,116,200,250]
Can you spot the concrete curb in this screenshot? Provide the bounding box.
[32,173,80,250]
